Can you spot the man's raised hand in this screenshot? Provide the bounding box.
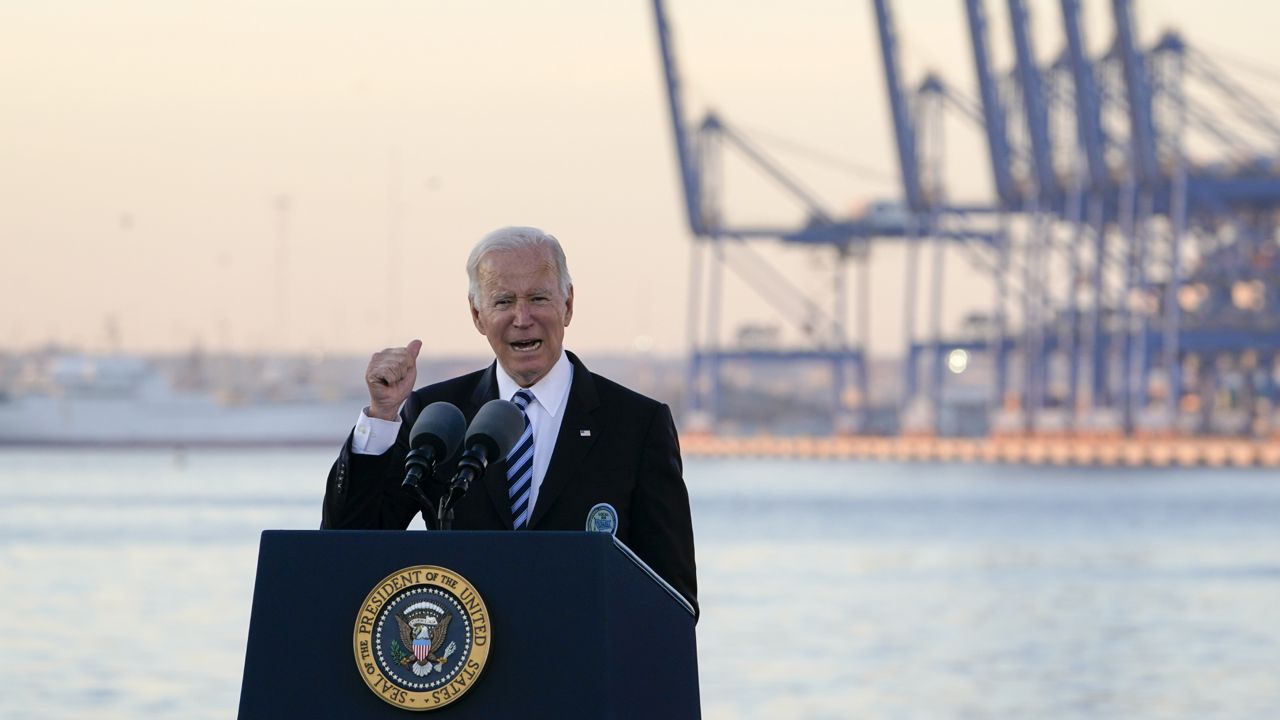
[365,339,422,421]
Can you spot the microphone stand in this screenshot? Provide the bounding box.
[437,447,486,531]
[403,447,440,530]
[437,500,455,531]
[408,486,437,529]
[436,473,467,531]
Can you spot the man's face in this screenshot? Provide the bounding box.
[470,246,573,387]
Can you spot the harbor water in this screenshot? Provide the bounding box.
[2,449,1279,719]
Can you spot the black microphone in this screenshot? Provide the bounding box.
[402,402,467,495]
[440,399,526,514]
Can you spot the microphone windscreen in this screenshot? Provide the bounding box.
[409,401,467,460]
[465,399,526,461]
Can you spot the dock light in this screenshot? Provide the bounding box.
[947,349,969,374]
[1231,280,1265,311]
[1178,283,1207,313]
[1128,288,1159,315]
[841,386,863,407]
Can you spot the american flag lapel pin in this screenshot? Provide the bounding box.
[580,429,591,437]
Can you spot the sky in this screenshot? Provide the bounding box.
[3,0,1277,359]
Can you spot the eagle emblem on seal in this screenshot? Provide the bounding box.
[393,601,457,677]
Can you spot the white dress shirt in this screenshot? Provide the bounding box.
[352,352,575,520]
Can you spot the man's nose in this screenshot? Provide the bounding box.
[512,300,533,326]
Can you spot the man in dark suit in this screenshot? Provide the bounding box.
[322,226,697,614]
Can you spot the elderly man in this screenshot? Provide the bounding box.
[321,226,697,613]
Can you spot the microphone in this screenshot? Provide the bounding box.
[440,399,526,513]
[402,402,467,495]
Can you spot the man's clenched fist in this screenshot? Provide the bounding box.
[365,339,422,420]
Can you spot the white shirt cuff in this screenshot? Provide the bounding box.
[351,408,402,455]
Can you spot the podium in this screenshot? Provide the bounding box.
[238,530,699,718]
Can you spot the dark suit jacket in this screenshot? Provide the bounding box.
[321,351,697,615]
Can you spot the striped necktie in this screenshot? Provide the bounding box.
[506,389,535,529]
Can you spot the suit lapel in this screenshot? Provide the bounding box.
[467,363,516,529]
[530,354,600,528]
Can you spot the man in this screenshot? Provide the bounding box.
[322,226,697,614]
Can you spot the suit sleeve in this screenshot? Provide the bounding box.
[321,396,425,530]
[628,402,699,618]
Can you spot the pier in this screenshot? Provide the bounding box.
[683,433,1280,467]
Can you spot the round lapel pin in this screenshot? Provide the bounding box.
[585,503,619,535]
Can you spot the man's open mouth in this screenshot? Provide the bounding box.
[510,339,542,353]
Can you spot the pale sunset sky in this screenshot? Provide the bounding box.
[2,1,1276,358]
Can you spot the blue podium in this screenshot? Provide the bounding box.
[237,530,699,719]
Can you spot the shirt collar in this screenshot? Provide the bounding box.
[494,351,573,418]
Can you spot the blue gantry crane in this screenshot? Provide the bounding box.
[653,0,901,433]
[878,0,1280,437]
[654,0,1280,438]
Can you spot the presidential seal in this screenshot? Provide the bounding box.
[353,565,490,711]
[585,502,619,535]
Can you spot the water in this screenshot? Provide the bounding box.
[2,450,1279,719]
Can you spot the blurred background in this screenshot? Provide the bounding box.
[3,1,1280,717]
[4,0,1280,443]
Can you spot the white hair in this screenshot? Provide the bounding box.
[466,226,573,303]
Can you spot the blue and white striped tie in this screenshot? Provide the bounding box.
[506,390,535,529]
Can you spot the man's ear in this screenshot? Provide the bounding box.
[470,297,485,334]
[563,285,574,326]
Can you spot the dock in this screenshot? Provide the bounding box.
[681,434,1280,467]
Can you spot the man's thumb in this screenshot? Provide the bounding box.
[407,339,423,360]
